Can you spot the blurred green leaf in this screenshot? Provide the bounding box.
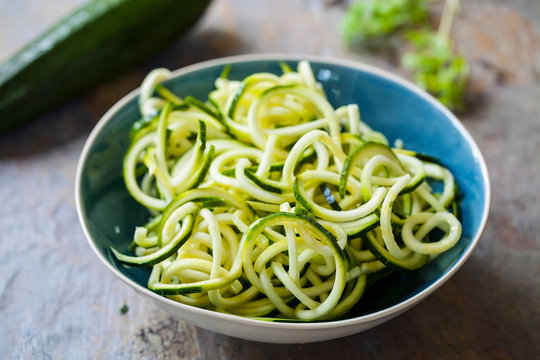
[402,30,468,111]
[341,0,429,45]
[341,0,469,111]
[120,304,129,315]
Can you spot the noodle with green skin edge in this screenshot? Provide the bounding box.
[112,60,462,321]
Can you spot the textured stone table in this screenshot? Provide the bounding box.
[1,0,539,358]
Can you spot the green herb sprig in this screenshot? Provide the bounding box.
[341,0,468,111]
[120,304,129,315]
[341,0,429,45]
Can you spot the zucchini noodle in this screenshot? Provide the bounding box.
[112,60,462,321]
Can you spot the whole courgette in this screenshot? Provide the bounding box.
[0,0,212,133]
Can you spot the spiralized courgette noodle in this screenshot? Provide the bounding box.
[112,60,462,321]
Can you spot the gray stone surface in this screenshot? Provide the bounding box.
[1,0,539,358]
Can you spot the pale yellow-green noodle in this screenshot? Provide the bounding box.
[115,60,462,321]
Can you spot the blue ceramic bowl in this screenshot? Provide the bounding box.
[76,54,490,343]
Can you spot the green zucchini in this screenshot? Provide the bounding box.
[340,214,380,239]
[242,212,348,320]
[113,61,464,320]
[243,168,286,194]
[111,203,197,267]
[339,141,400,198]
[0,0,212,133]
[363,232,429,271]
[320,183,343,211]
[339,142,425,199]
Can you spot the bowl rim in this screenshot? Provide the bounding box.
[75,53,491,330]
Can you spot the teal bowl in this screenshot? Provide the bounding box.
[75,54,490,343]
